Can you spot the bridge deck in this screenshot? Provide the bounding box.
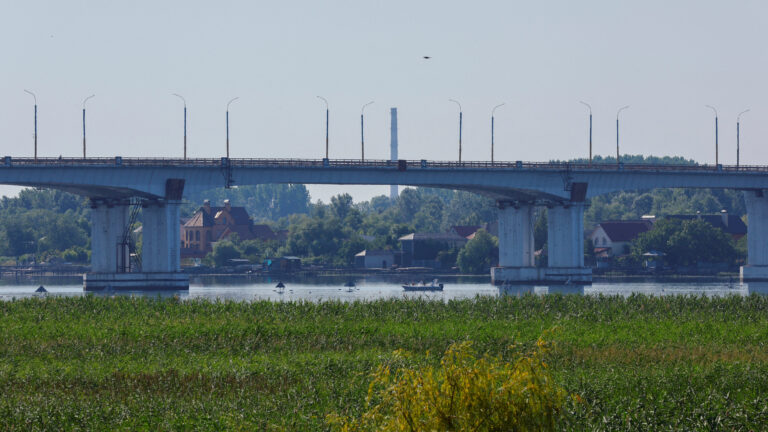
[2,157,767,173]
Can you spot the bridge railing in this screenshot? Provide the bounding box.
[2,156,768,173]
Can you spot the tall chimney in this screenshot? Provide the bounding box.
[390,107,398,201]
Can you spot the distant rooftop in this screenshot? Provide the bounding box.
[399,232,468,242]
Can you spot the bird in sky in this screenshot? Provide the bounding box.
[423,56,431,59]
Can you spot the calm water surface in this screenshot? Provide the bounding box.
[1,275,767,301]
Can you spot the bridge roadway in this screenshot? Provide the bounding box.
[2,156,768,289]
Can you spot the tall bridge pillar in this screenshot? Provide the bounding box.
[89,199,129,273]
[546,203,592,284]
[491,201,591,285]
[741,191,768,281]
[84,179,189,291]
[142,200,182,273]
[491,202,537,284]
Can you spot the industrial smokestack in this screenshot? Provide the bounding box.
[390,108,398,201]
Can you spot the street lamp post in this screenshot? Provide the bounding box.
[82,95,95,158]
[579,101,592,164]
[705,105,719,166]
[24,90,37,162]
[491,103,505,164]
[616,105,629,165]
[449,99,462,163]
[317,96,329,159]
[172,94,187,160]
[737,109,749,168]
[360,101,374,161]
[226,97,239,159]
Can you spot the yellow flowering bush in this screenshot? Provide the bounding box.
[328,337,572,431]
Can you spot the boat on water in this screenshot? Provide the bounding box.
[402,279,444,291]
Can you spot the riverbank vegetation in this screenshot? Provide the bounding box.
[1,294,767,430]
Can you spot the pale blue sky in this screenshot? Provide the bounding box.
[2,0,767,202]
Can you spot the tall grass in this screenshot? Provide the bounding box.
[0,294,767,430]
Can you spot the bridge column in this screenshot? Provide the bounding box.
[741,191,768,281]
[142,200,182,273]
[491,202,538,284]
[89,200,129,273]
[546,203,591,284]
[84,179,188,291]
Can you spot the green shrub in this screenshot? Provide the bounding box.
[328,337,573,431]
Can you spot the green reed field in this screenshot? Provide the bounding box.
[1,294,767,431]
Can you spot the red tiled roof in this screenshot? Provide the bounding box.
[596,220,652,242]
[220,225,254,241]
[184,206,252,227]
[451,225,481,238]
[251,224,278,241]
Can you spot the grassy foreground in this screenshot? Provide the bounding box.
[1,294,768,431]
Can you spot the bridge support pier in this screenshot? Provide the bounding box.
[141,200,182,273]
[492,202,591,285]
[546,203,592,284]
[741,191,768,282]
[491,202,538,284]
[84,179,189,291]
[88,200,130,273]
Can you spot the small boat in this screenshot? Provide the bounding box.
[402,279,444,291]
[274,281,285,294]
[35,285,48,293]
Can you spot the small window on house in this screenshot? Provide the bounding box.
[196,231,200,241]
[206,231,212,241]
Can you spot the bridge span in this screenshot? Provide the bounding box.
[2,156,768,289]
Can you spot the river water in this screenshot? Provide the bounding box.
[1,274,767,301]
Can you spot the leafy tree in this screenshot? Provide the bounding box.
[210,240,241,267]
[3,218,35,258]
[331,193,354,220]
[457,229,498,274]
[632,218,736,266]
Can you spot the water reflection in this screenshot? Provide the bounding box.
[0,275,766,301]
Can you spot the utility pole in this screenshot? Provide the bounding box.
[360,101,373,161]
[317,96,329,159]
[580,101,592,164]
[226,97,239,159]
[706,105,718,166]
[616,105,629,165]
[449,99,462,163]
[172,94,187,159]
[82,95,95,158]
[737,109,750,168]
[24,90,37,162]
[491,103,505,164]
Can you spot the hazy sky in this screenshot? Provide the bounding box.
[2,0,767,202]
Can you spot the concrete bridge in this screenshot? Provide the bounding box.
[2,156,768,289]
